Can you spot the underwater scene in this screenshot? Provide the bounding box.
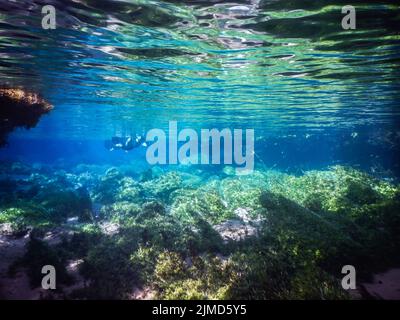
[0,0,400,300]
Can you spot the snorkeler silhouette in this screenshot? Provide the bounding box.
[106,134,147,152]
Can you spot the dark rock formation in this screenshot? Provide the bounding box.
[0,88,53,146]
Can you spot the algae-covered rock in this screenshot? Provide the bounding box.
[154,251,186,285]
[92,168,144,205]
[266,165,398,216]
[78,238,139,299]
[170,188,235,225]
[137,201,165,221]
[92,168,123,204]
[100,201,141,222]
[116,177,142,202]
[130,245,160,283]
[0,205,52,234]
[142,171,182,202]
[38,188,93,223]
[1,161,399,300]
[153,252,234,300]
[226,250,348,300]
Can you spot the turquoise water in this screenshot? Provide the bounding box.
[0,1,400,300]
[0,1,399,173]
[1,1,399,135]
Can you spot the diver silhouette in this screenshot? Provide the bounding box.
[106,134,147,152]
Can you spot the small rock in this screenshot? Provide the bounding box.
[213,219,257,242]
[99,222,120,235]
[0,223,14,236]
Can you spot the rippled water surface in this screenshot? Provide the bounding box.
[1,1,400,301]
[0,0,399,169]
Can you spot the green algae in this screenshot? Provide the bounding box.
[153,252,234,300]
[100,201,141,222]
[142,171,183,202]
[170,188,235,225]
[0,205,53,233]
[1,162,399,300]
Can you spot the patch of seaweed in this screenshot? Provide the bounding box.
[1,163,399,299]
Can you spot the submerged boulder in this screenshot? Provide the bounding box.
[213,219,258,243]
[0,88,53,146]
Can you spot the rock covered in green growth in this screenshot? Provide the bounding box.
[92,168,143,204]
[58,224,103,259]
[169,189,198,224]
[153,252,234,300]
[238,170,270,190]
[78,238,140,299]
[216,250,291,299]
[258,186,400,278]
[127,215,199,254]
[318,167,385,214]
[220,178,263,215]
[259,191,294,213]
[130,245,160,283]
[100,201,165,225]
[74,222,171,298]
[0,204,53,234]
[6,170,94,223]
[266,165,400,215]
[76,218,202,298]
[92,167,123,204]
[137,201,165,221]
[286,263,349,300]
[179,172,205,189]
[340,198,400,273]
[1,161,400,300]
[161,279,208,299]
[116,207,223,256]
[142,171,183,202]
[258,190,356,267]
[201,191,234,224]
[116,177,142,202]
[170,188,234,225]
[37,188,93,223]
[154,251,186,285]
[226,249,348,300]
[265,169,336,211]
[100,201,142,222]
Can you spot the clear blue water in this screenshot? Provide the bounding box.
[1,1,400,301]
[0,0,399,175]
